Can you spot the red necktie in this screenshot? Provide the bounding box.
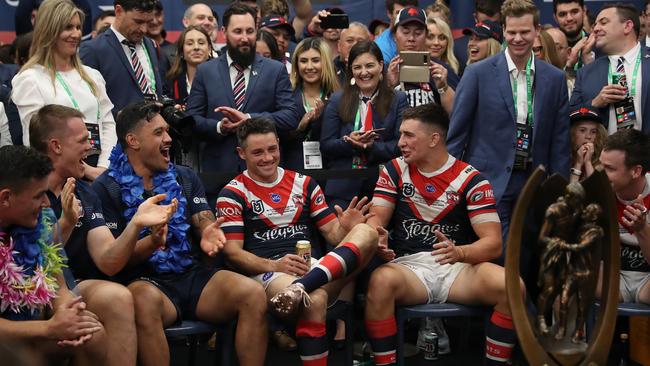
[363,100,373,131]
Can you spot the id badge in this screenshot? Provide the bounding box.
[614,97,637,130]
[85,122,101,156]
[352,155,366,169]
[514,124,533,170]
[302,141,323,169]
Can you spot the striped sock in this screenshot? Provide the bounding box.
[485,311,516,365]
[293,242,361,293]
[365,317,397,366]
[296,320,328,366]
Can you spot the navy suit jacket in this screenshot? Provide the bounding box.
[80,29,163,115]
[570,45,650,134]
[320,91,408,202]
[186,53,298,173]
[447,52,570,203]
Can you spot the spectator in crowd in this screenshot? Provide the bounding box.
[80,0,164,115]
[0,104,10,147]
[425,1,451,24]
[147,0,169,48]
[186,2,298,175]
[14,0,92,37]
[92,101,268,366]
[91,10,116,39]
[333,22,371,83]
[599,129,650,304]
[260,15,295,71]
[454,0,503,67]
[29,104,178,366]
[12,32,33,67]
[257,29,283,61]
[533,29,563,69]
[448,0,570,260]
[464,20,503,67]
[568,107,606,183]
[369,19,390,39]
[570,3,650,135]
[546,27,577,95]
[0,145,106,363]
[320,40,407,208]
[165,26,213,105]
[552,0,595,73]
[260,0,314,42]
[12,0,117,181]
[426,16,459,75]
[218,117,377,366]
[364,103,520,366]
[284,37,338,171]
[181,3,219,52]
[375,0,419,65]
[386,7,458,113]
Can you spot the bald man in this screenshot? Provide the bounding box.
[334,22,371,83]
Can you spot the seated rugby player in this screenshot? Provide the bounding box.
[218,117,377,366]
[364,103,521,366]
[92,101,268,366]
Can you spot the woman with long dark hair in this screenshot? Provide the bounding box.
[165,25,213,104]
[320,40,407,208]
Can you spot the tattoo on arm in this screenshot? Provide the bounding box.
[192,210,216,235]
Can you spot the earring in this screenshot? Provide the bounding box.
[350,78,356,86]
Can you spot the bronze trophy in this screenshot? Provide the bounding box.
[505,168,620,366]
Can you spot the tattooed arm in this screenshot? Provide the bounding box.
[191,210,226,257]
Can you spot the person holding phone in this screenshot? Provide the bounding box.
[385,7,459,114]
[283,37,339,171]
[320,40,407,208]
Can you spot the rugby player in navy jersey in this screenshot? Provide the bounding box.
[363,103,523,366]
[218,117,378,366]
[29,104,179,366]
[92,101,268,366]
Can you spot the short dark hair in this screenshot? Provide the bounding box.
[94,10,115,29]
[257,29,282,61]
[223,2,257,29]
[0,146,52,192]
[552,0,584,14]
[600,3,641,37]
[236,117,278,147]
[13,32,32,66]
[476,0,504,17]
[116,101,161,147]
[603,129,650,173]
[385,0,419,14]
[30,104,85,153]
[114,0,156,12]
[402,103,449,138]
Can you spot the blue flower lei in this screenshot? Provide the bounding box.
[108,144,193,274]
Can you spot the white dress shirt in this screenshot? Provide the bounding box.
[607,42,643,134]
[505,49,536,125]
[0,102,10,147]
[216,53,252,135]
[11,64,118,168]
[111,25,156,94]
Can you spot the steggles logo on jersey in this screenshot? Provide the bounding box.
[621,245,649,270]
[253,224,309,241]
[401,218,460,245]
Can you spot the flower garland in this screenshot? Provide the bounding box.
[0,208,66,314]
[108,144,193,274]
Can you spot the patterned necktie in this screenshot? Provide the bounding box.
[616,56,626,74]
[122,40,150,95]
[232,63,246,111]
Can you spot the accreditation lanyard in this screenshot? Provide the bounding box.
[55,71,100,122]
[512,55,534,126]
[142,43,157,94]
[607,51,641,98]
[573,30,587,71]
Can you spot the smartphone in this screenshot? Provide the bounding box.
[319,14,350,29]
[400,51,430,66]
[368,128,386,134]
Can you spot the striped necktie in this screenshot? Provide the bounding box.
[616,56,626,74]
[122,40,151,94]
[232,63,246,111]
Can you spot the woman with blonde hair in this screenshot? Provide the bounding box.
[283,37,339,171]
[463,20,503,66]
[426,16,459,74]
[12,0,116,180]
[533,30,564,69]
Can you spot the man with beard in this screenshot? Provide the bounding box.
[92,101,268,366]
[187,2,298,175]
[553,0,595,73]
[80,0,164,115]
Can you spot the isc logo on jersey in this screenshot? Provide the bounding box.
[270,193,281,203]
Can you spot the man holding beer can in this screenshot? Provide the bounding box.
[217,117,378,366]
